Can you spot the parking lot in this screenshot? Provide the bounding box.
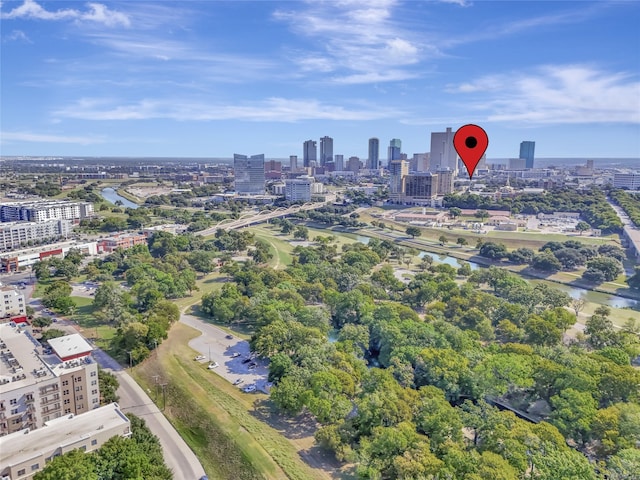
[180,314,271,394]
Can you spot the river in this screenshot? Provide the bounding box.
[355,233,637,310]
[100,187,139,209]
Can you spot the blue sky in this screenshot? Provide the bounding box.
[1,0,639,159]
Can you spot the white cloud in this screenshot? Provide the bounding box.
[1,131,105,145]
[274,1,432,84]
[438,0,472,7]
[1,0,130,27]
[448,65,640,124]
[4,29,32,42]
[52,97,404,122]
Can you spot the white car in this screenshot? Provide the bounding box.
[231,352,240,358]
[208,362,219,370]
[242,385,256,393]
[194,355,206,361]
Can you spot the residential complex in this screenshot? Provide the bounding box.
[0,286,26,321]
[0,220,72,252]
[285,177,314,202]
[0,325,100,439]
[0,201,94,224]
[0,402,131,480]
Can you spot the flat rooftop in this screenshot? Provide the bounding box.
[0,323,53,388]
[0,403,130,468]
[48,334,93,360]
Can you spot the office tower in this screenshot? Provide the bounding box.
[347,157,362,174]
[368,138,380,169]
[586,159,594,170]
[389,160,409,199]
[436,169,454,195]
[519,141,535,169]
[508,158,526,170]
[303,140,317,167]
[289,155,298,171]
[233,154,265,194]
[320,136,333,166]
[388,139,402,166]
[430,127,457,174]
[410,153,428,172]
[404,172,438,201]
[334,154,344,171]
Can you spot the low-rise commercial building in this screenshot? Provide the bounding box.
[0,241,98,273]
[97,233,147,253]
[0,402,131,480]
[613,172,640,190]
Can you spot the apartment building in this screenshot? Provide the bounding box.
[0,325,100,439]
[0,402,131,480]
[0,201,94,224]
[0,220,72,252]
[0,287,25,321]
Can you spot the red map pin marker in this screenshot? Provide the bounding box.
[453,124,488,180]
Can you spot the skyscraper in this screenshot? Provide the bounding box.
[388,160,409,199]
[429,127,457,174]
[303,140,317,167]
[234,154,265,194]
[368,138,380,170]
[320,136,333,166]
[388,138,402,166]
[519,141,535,169]
[334,154,344,171]
[289,155,298,171]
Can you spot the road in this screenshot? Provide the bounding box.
[180,313,271,393]
[114,370,206,480]
[7,272,207,480]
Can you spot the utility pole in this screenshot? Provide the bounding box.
[152,375,161,402]
[126,351,132,369]
[160,383,168,411]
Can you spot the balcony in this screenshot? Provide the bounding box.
[40,395,60,405]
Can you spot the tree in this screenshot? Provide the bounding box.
[479,242,508,260]
[584,257,623,282]
[456,237,468,246]
[571,297,587,316]
[449,207,462,219]
[98,369,120,405]
[585,313,618,349]
[438,235,447,246]
[293,225,309,240]
[606,448,640,480]
[33,449,98,480]
[531,251,562,273]
[576,220,590,235]
[550,388,598,445]
[406,226,422,239]
[627,267,640,290]
[475,209,490,222]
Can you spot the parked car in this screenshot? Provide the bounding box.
[231,352,240,358]
[248,364,257,370]
[225,334,233,339]
[208,362,219,370]
[242,385,256,393]
[241,358,252,364]
[194,355,206,361]
[233,378,243,385]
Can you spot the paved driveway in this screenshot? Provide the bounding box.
[180,314,271,393]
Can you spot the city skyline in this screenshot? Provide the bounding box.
[1,0,639,158]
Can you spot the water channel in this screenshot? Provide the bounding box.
[354,233,637,310]
[100,187,139,209]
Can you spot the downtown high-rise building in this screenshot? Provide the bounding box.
[303,140,317,167]
[289,155,298,171]
[429,127,457,174]
[234,154,265,194]
[334,154,344,171]
[519,141,535,169]
[388,160,409,199]
[387,139,402,166]
[368,138,380,170]
[319,136,333,166]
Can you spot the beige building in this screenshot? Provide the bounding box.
[0,402,131,479]
[0,287,26,321]
[0,325,100,438]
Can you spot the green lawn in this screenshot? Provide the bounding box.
[132,323,329,480]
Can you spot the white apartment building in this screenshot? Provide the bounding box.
[0,220,72,252]
[0,326,100,439]
[285,177,313,202]
[613,172,640,190]
[0,402,131,480]
[0,286,25,321]
[0,201,94,224]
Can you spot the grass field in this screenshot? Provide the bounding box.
[131,322,333,480]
